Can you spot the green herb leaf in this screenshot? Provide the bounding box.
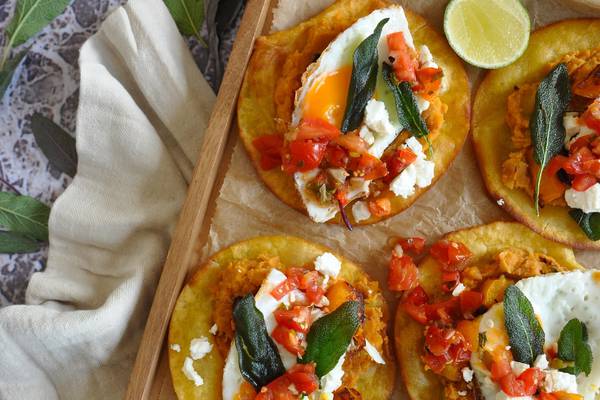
[2,0,70,63]
[0,51,26,100]
[0,192,50,242]
[164,0,207,46]
[233,294,285,390]
[30,113,77,178]
[558,318,593,376]
[503,285,545,365]
[569,209,600,241]
[478,332,488,350]
[382,62,430,139]
[301,300,361,377]
[0,231,40,253]
[340,18,388,133]
[530,63,571,215]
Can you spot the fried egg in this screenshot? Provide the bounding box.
[471,270,600,400]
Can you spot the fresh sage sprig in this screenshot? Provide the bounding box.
[300,300,362,377]
[569,209,600,241]
[530,63,571,215]
[0,191,50,253]
[503,285,545,365]
[164,0,207,46]
[0,230,40,253]
[558,318,593,376]
[340,18,389,133]
[0,0,70,99]
[30,113,78,178]
[233,294,286,389]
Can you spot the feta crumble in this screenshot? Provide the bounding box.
[497,198,505,206]
[182,357,204,386]
[390,137,435,198]
[510,361,530,376]
[314,252,341,278]
[565,183,600,213]
[533,354,548,370]
[365,99,396,136]
[320,353,346,393]
[364,340,386,365]
[452,282,466,296]
[543,369,579,394]
[209,324,218,335]
[170,343,181,352]
[461,367,474,383]
[190,337,213,360]
[352,201,371,223]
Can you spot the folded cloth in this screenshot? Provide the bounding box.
[0,0,215,398]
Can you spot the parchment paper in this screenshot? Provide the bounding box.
[202,0,600,395]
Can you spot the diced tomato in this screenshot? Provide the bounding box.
[459,290,483,317]
[582,159,600,178]
[498,368,543,398]
[256,376,296,400]
[368,198,392,217]
[274,306,311,333]
[271,325,306,356]
[422,325,471,373]
[333,133,369,154]
[518,368,544,396]
[335,188,349,207]
[572,174,596,191]
[286,364,319,394]
[387,32,418,83]
[282,140,327,174]
[347,153,388,180]
[401,286,429,324]
[253,134,283,170]
[592,137,600,156]
[271,278,297,300]
[296,118,341,141]
[490,358,512,381]
[414,67,443,97]
[563,147,595,175]
[237,381,258,400]
[388,254,418,291]
[500,373,529,397]
[583,99,600,133]
[441,270,460,293]
[300,271,325,305]
[570,135,594,152]
[383,147,417,183]
[396,236,426,254]
[325,144,349,168]
[425,297,460,323]
[429,240,472,271]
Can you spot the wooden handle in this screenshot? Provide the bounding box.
[125,0,271,398]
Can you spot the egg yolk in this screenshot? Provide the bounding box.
[302,66,352,129]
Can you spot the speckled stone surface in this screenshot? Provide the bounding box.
[0,0,239,305]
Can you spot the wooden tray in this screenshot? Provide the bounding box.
[124,0,274,397]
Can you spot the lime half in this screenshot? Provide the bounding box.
[444,0,531,69]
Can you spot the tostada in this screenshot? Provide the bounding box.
[472,19,600,249]
[168,236,395,399]
[238,0,470,228]
[394,222,600,400]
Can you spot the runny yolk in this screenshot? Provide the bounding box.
[302,66,352,129]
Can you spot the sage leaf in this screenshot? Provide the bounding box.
[301,300,361,377]
[0,192,50,242]
[382,62,429,139]
[164,0,207,46]
[569,209,600,241]
[0,231,40,253]
[233,294,285,390]
[340,18,388,133]
[4,0,70,48]
[30,113,77,178]
[558,318,593,376]
[503,285,545,365]
[530,63,571,215]
[0,51,26,100]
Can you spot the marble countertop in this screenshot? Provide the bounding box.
[0,0,237,305]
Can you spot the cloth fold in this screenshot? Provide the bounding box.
[0,0,215,398]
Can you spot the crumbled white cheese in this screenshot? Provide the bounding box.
[390,162,417,197]
[182,357,204,386]
[209,324,218,335]
[418,45,438,69]
[365,99,396,136]
[320,353,346,392]
[359,125,375,145]
[389,138,435,198]
[452,282,466,297]
[497,198,505,206]
[405,136,424,156]
[393,244,404,257]
[352,200,371,223]
[190,337,213,360]
[543,369,579,394]
[457,390,467,396]
[461,367,474,383]
[415,95,430,113]
[563,112,596,150]
[170,343,181,353]
[314,252,341,278]
[364,340,386,365]
[510,361,530,376]
[565,183,600,213]
[533,354,549,370]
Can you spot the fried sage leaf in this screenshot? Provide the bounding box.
[0,192,50,242]
[503,285,545,365]
[558,318,593,376]
[0,230,40,253]
[530,63,571,215]
[340,18,388,133]
[382,62,429,139]
[233,294,285,389]
[569,209,600,241]
[301,300,362,377]
[30,113,78,178]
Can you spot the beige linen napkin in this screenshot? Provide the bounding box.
[0,0,214,398]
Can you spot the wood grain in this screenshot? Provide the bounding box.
[124,0,272,398]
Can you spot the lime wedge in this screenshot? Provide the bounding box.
[444,0,531,69]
